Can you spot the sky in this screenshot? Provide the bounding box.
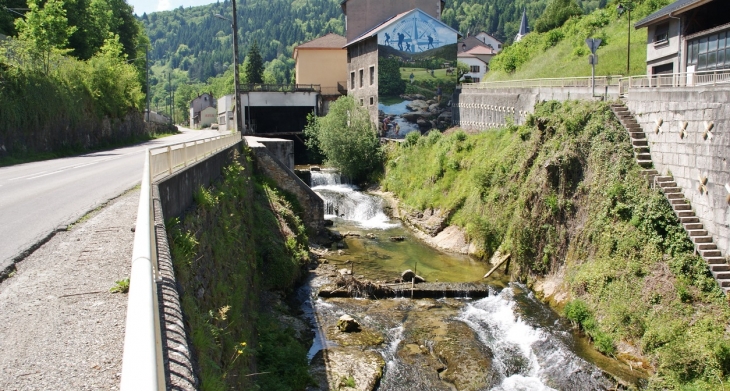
[127,0,218,16]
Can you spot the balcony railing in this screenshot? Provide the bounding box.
[619,68,730,94]
[238,83,321,93]
[460,75,622,90]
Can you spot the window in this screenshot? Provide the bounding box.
[687,29,730,71]
[472,77,480,83]
[369,66,375,85]
[359,69,364,88]
[350,72,355,90]
[654,23,669,45]
[360,99,364,106]
[470,65,480,73]
[498,44,502,49]
[369,96,374,105]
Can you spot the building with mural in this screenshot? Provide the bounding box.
[344,7,459,138]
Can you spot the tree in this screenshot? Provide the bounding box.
[15,0,77,74]
[244,40,263,84]
[456,61,470,82]
[533,0,583,33]
[377,56,405,97]
[304,96,383,183]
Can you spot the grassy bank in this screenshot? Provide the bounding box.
[382,101,730,389]
[168,154,311,391]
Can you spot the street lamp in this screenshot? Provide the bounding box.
[215,7,244,134]
[617,2,635,76]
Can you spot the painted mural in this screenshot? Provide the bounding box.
[377,9,457,138]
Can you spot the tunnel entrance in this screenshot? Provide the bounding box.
[248,106,313,134]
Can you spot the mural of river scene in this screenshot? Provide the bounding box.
[301,169,647,390]
[377,9,457,138]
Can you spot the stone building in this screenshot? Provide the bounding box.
[635,0,730,76]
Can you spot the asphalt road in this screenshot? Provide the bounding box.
[0,127,224,274]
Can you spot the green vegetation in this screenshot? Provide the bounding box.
[168,156,311,390]
[0,0,148,158]
[109,278,130,293]
[488,0,670,79]
[382,100,730,388]
[304,96,383,183]
[243,40,264,84]
[533,0,583,33]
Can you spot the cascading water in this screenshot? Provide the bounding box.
[458,285,614,391]
[311,170,397,229]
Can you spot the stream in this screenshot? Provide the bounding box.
[301,170,643,390]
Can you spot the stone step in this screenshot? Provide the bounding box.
[706,257,727,265]
[677,211,696,218]
[718,279,730,288]
[670,198,687,205]
[641,169,658,176]
[629,132,646,139]
[635,153,652,161]
[684,222,704,230]
[702,249,722,257]
[688,229,708,237]
[697,243,717,251]
[659,181,678,188]
[674,203,692,211]
[633,146,650,153]
[624,122,640,128]
[663,186,682,193]
[710,264,730,272]
[655,176,674,182]
[713,272,730,280]
[632,139,649,147]
[680,216,699,223]
[637,160,653,168]
[666,192,684,199]
[693,236,713,244]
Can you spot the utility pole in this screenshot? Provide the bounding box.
[232,0,244,134]
[168,72,172,125]
[146,46,150,122]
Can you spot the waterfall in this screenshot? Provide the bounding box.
[311,170,398,229]
[458,285,614,391]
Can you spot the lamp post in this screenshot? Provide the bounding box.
[617,2,634,76]
[215,5,243,134]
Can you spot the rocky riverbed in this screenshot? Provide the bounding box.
[379,94,452,137]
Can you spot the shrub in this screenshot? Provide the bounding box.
[534,0,583,33]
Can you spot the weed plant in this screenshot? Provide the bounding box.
[168,156,311,391]
[383,100,730,388]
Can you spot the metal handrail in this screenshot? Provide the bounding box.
[120,131,242,391]
[461,75,623,89]
[619,69,730,93]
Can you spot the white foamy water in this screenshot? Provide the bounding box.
[312,171,399,229]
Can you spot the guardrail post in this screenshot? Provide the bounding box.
[166,146,172,175]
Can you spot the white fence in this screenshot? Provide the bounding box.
[120,132,241,391]
[619,69,730,94]
[461,75,622,90]
[150,132,242,180]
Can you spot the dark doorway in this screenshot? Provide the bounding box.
[248,106,314,134]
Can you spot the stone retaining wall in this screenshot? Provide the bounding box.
[626,87,730,256]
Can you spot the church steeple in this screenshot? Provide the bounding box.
[515,8,529,42]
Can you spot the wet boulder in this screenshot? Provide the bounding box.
[406,100,429,111]
[401,111,431,123]
[337,314,361,332]
[428,103,442,113]
[401,270,426,283]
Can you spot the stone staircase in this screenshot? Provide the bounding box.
[610,103,730,294]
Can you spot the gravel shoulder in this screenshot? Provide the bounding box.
[0,189,138,390]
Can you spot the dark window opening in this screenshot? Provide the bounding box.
[654,23,669,45]
[652,63,674,75]
[359,69,364,88]
[350,72,355,89]
[369,66,375,85]
[369,96,374,105]
[470,65,480,73]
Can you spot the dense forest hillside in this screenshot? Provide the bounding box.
[135,0,605,122]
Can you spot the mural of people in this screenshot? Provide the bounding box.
[377,9,458,138]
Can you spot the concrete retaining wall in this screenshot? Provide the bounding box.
[246,137,324,231]
[156,143,241,220]
[626,87,730,256]
[455,86,619,130]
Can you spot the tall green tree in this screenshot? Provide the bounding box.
[14,0,76,74]
[243,40,263,84]
[304,96,382,183]
[533,0,583,33]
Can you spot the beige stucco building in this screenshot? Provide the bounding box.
[294,33,348,96]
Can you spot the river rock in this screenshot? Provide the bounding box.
[337,314,360,332]
[417,118,431,130]
[402,207,449,236]
[432,321,497,389]
[309,348,384,391]
[406,100,429,111]
[401,269,425,283]
[401,111,431,123]
[389,236,405,242]
[428,103,441,113]
[339,268,352,276]
[343,232,361,238]
[366,233,377,240]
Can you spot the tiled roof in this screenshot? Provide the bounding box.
[466,46,496,55]
[296,33,347,49]
[635,0,710,28]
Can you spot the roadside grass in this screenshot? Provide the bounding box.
[382,100,730,388]
[0,128,180,168]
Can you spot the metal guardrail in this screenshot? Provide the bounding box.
[120,131,241,391]
[619,69,730,94]
[150,132,242,180]
[238,83,321,92]
[460,75,622,90]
